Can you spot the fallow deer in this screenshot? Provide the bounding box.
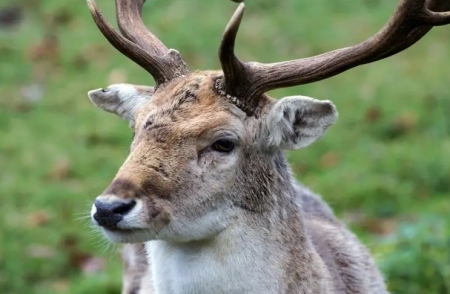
[85,0,450,293]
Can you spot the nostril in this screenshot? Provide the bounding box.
[93,199,136,229]
[112,200,136,215]
[94,199,136,216]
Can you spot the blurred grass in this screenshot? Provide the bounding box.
[0,0,449,293]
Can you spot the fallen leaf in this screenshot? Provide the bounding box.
[365,106,382,123]
[383,111,418,139]
[26,210,50,228]
[26,34,60,64]
[393,111,417,132]
[25,34,61,81]
[61,234,78,248]
[361,217,397,236]
[49,158,71,180]
[61,234,98,273]
[319,151,340,169]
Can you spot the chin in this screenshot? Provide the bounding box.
[101,227,155,243]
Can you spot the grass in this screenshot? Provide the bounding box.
[0,0,449,293]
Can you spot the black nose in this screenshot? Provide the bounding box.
[93,199,136,229]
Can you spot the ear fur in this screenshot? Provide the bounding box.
[264,96,338,150]
[88,84,154,127]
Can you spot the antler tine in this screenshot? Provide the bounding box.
[218,0,450,114]
[87,0,189,86]
[423,10,450,25]
[115,0,168,56]
[86,0,168,83]
[219,3,248,93]
[219,3,267,114]
[114,0,189,83]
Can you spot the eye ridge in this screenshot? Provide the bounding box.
[211,138,235,153]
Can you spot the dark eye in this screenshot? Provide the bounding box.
[211,139,235,153]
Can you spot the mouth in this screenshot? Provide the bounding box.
[100,226,155,243]
[103,227,136,233]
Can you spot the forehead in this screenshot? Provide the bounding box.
[135,71,246,134]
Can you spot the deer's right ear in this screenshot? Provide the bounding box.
[88,84,154,127]
[263,96,338,150]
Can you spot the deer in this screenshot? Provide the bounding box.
[85,0,450,293]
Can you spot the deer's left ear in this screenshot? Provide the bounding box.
[263,96,338,150]
[88,84,154,127]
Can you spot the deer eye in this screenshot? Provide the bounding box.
[211,139,235,153]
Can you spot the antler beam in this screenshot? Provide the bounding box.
[219,0,450,113]
[87,0,189,86]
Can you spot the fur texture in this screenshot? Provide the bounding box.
[88,71,387,294]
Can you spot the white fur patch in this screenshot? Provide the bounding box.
[146,218,283,294]
[265,96,338,150]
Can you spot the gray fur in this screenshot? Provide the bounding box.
[122,180,386,294]
[89,75,387,294]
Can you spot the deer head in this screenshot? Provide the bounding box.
[87,0,450,245]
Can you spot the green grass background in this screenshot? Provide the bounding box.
[0,0,449,293]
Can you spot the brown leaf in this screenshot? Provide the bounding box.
[25,34,61,81]
[361,217,397,236]
[25,34,60,64]
[393,111,417,132]
[26,210,50,228]
[49,158,71,180]
[61,235,93,272]
[364,106,382,123]
[319,151,340,169]
[61,234,78,249]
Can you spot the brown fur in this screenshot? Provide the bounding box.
[92,71,387,293]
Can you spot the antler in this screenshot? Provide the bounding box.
[220,0,450,113]
[86,0,189,86]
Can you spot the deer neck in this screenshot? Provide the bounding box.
[146,153,328,294]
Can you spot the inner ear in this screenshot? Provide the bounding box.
[88,84,154,126]
[264,96,338,150]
